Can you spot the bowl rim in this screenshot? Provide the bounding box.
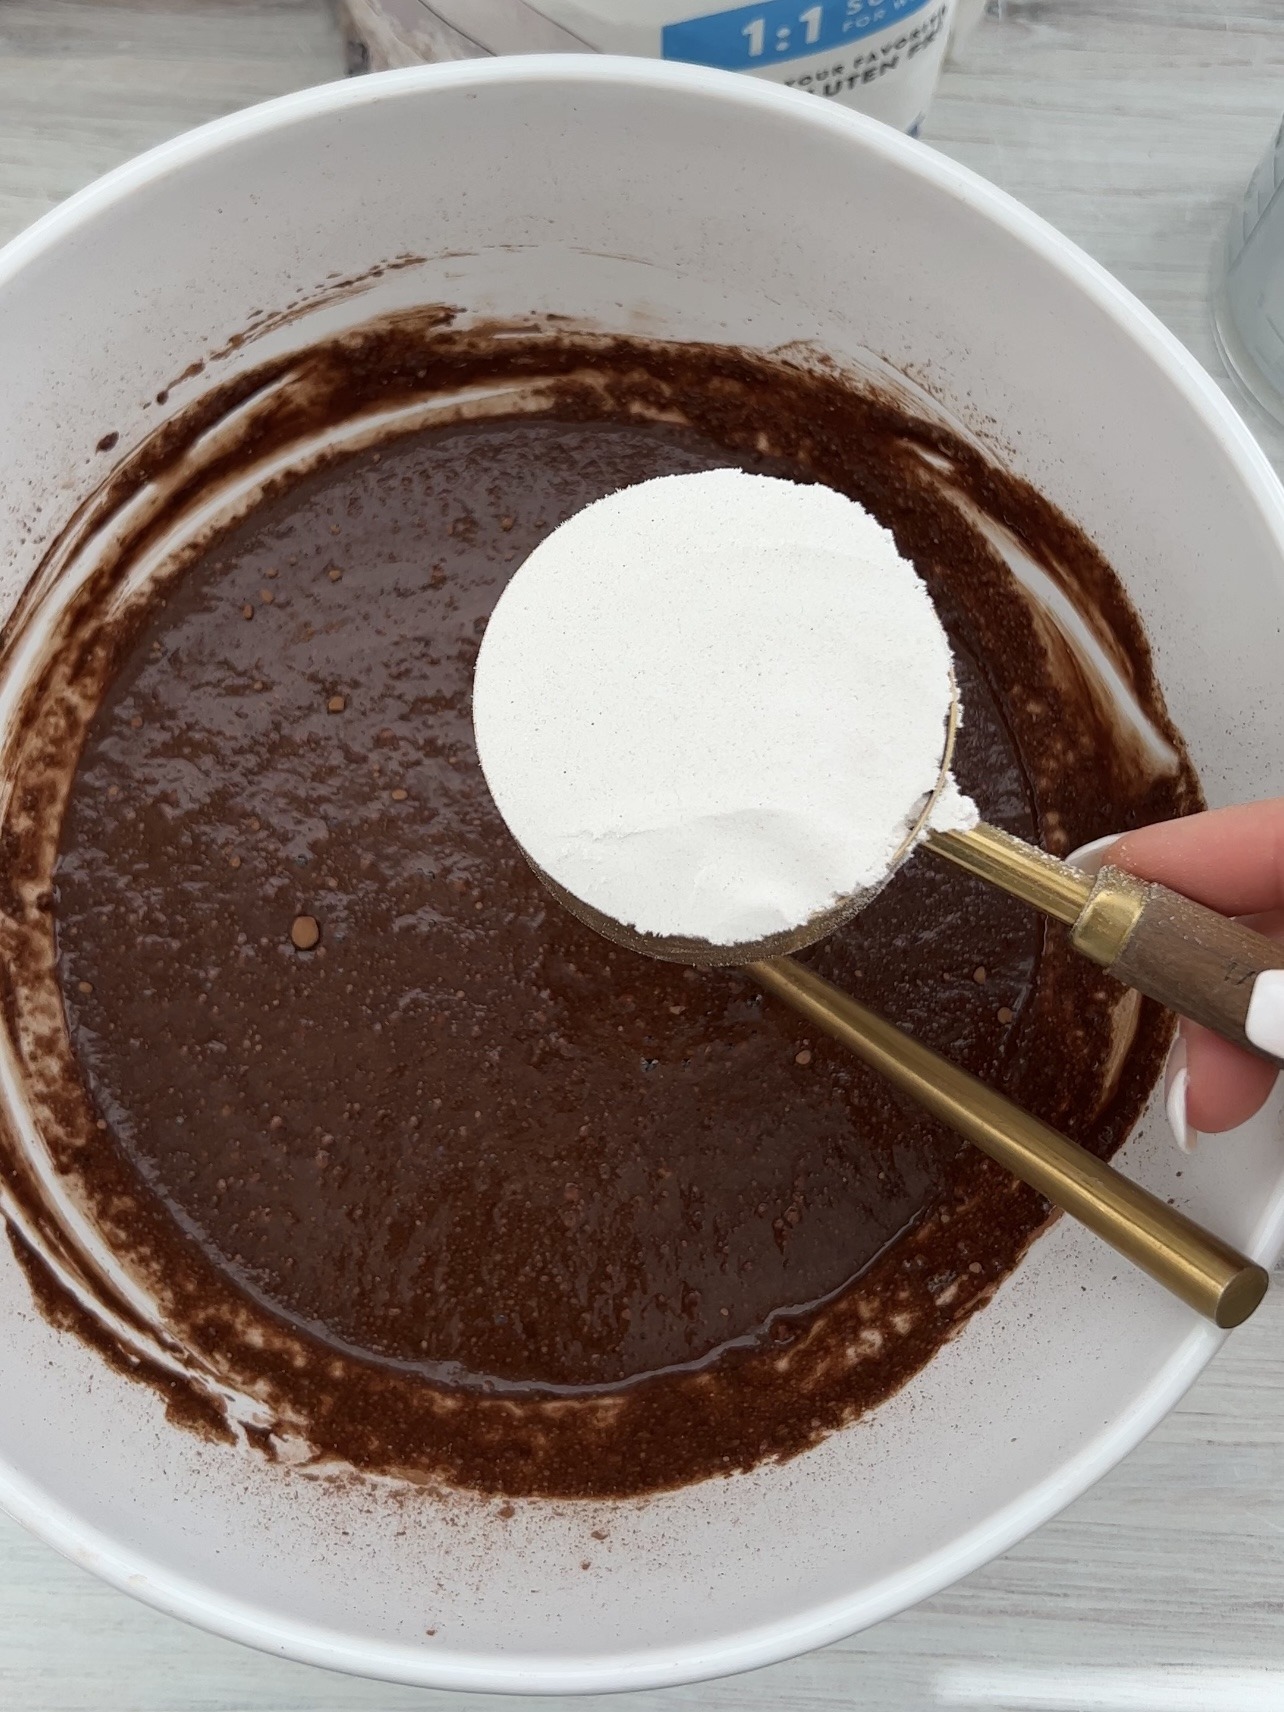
[2,52,1284,1696]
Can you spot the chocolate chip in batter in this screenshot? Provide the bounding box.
[290,915,321,951]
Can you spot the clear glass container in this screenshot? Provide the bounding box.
[1214,116,1284,427]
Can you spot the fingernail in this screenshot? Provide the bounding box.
[1065,832,1124,877]
[1164,1034,1197,1153]
[1245,968,1284,1059]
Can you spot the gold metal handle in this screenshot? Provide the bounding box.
[928,822,1284,1066]
[748,955,1267,1328]
[927,823,1094,922]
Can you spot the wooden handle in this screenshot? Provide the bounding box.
[1073,867,1284,1066]
[928,825,1284,1068]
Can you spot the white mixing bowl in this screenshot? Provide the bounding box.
[1,57,1283,1696]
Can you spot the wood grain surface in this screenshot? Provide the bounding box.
[1100,879,1284,1062]
[3,2,1284,1707]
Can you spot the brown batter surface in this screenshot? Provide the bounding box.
[56,415,1039,1390]
[5,324,1199,1494]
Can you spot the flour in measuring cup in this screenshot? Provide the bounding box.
[472,470,977,946]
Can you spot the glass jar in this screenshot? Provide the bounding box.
[1213,116,1284,427]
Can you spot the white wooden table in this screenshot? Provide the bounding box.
[3,3,1284,1707]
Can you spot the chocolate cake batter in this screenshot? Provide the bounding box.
[0,322,1199,1495]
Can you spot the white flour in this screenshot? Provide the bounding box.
[472,469,977,946]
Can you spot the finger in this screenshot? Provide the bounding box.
[1106,798,1284,915]
[1241,907,1284,939]
[1182,1021,1279,1134]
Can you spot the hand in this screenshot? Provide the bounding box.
[1099,799,1284,1141]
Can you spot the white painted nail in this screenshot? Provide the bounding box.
[1164,1034,1197,1153]
[1065,832,1124,877]
[1245,968,1284,1060]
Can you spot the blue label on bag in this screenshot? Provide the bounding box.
[662,0,934,71]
